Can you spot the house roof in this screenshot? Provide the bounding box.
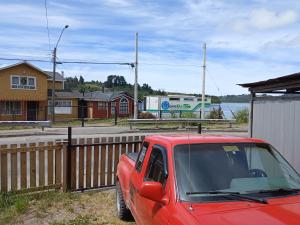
[56,91,83,99]
[238,72,300,93]
[84,91,134,101]
[0,61,65,81]
[44,71,65,81]
[51,90,137,101]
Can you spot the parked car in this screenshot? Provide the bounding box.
[116,134,300,225]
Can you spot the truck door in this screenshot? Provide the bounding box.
[135,145,170,225]
[129,141,150,224]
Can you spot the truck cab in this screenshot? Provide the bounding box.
[116,135,300,225]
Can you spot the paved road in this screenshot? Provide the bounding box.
[0,126,248,145]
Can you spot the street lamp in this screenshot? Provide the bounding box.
[51,25,69,122]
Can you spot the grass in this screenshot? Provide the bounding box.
[0,192,30,224]
[0,189,135,225]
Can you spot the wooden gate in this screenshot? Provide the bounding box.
[65,127,144,192]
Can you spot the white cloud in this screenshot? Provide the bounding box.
[233,9,298,31]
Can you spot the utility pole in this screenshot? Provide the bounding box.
[134,32,139,119]
[201,43,206,119]
[51,25,69,123]
[51,47,57,122]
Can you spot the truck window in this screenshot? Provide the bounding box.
[135,142,149,172]
[145,147,167,184]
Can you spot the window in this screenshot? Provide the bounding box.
[169,97,180,101]
[97,102,108,110]
[184,97,194,101]
[119,98,128,114]
[145,146,167,184]
[111,102,116,115]
[174,143,300,202]
[11,75,36,89]
[48,100,72,114]
[135,142,149,172]
[0,101,21,115]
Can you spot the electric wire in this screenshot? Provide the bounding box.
[44,0,52,52]
[206,69,236,118]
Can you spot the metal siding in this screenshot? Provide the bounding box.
[252,99,300,172]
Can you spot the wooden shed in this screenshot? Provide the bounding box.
[239,72,300,172]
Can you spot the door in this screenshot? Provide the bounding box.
[134,145,170,225]
[78,99,88,119]
[27,101,38,121]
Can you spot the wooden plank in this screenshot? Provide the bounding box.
[78,138,85,190]
[20,144,27,189]
[55,144,62,185]
[100,137,107,186]
[1,145,8,192]
[10,144,18,191]
[121,136,127,155]
[114,137,120,183]
[38,142,45,187]
[30,143,36,188]
[47,142,54,185]
[128,136,134,153]
[86,138,92,189]
[107,137,113,186]
[70,139,77,190]
[93,138,100,187]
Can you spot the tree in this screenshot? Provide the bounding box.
[79,76,85,85]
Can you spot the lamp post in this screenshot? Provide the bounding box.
[51,25,69,122]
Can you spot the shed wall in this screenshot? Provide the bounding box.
[252,98,300,172]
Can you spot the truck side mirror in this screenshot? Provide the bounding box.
[139,181,166,204]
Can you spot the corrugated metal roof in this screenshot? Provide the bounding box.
[238,72,300,93]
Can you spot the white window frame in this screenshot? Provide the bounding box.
[48,100,72,115]
[119,97,129,114]
[0,101,22,115]
[11,75,37,90]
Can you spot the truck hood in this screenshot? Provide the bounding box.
[184,196,300,225]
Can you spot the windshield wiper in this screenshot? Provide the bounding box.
[186,191,268,204]
[254,188,300,194]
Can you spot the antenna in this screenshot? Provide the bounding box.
[187,121,193,211]
[201,43,206,119]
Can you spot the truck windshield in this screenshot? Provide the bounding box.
[174,143,300,202]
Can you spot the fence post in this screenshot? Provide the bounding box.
[198,123,202,134]
[81,106,85,127]
[64,126,72,192]
[114,106,117,125]
[44,106,48,121]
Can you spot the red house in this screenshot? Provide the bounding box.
[84,91,135,119]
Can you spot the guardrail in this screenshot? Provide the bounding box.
[127,118,236,130]
[0,121,52,131]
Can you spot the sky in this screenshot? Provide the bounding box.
[1,0,300,95]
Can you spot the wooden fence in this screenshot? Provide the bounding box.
[0,133,144,193]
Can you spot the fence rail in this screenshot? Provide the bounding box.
[0,131,145,193]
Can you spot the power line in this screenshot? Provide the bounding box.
[44,0,52,52]
[0,57,134,66]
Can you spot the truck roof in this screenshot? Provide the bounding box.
[145,134,266,145]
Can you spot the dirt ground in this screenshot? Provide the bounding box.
[4,189,136,225]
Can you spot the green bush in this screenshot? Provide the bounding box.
[206,106,224,119]
[234,108,249,123]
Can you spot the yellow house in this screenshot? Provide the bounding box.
[0,61,78,121]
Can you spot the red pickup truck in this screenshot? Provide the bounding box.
[116,134,300,225]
